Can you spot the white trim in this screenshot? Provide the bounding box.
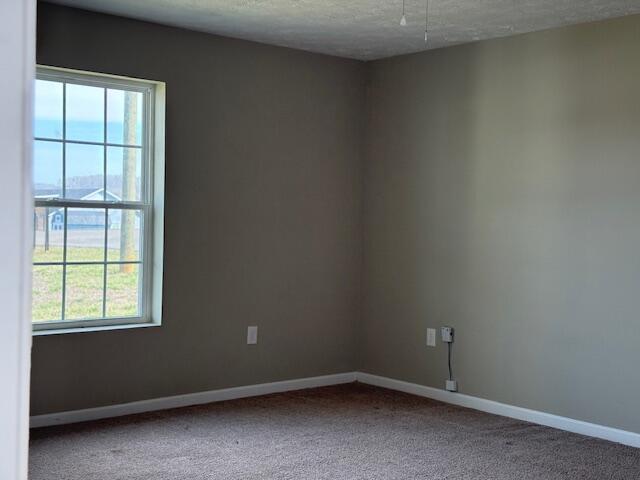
[38,64,162,92]
[0,0,35,476]
[30,370,640,450]
[30,372,357,428]
[356,372,640,449]
[32,320,160,337]
[32,66,166,333]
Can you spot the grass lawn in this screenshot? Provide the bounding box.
[32,246,140,322]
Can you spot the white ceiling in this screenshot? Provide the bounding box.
[49,0,640,60]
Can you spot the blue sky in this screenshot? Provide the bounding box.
[34,136,141,187]
[34,79,142,190]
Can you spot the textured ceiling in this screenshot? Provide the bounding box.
[48,0,640,60]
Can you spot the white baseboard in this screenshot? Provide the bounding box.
[30,370,640,449]
[356,372,640,449]
[30,372,357,429]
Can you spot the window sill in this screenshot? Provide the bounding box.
[32,321,161,336]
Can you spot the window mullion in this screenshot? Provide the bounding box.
[143,88,149,204]
[35,260,141,266]
[60,81,67,321]
[34,199,148,210]
[102,208,108,318]
[103,87,107,201]
[102,89,108,318]
[61,207,68,321]
[34,137,143,149]
[62,82,66,199]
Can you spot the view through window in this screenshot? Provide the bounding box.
[32,67,157,330]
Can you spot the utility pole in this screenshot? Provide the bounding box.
[120,91,137,273]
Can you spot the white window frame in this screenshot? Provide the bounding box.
[33,65,165,334]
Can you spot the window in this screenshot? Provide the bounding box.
[32,66,165,333]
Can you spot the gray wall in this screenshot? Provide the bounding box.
[32,3,365,415]
[34,3,640,435]
[362,15,640,433]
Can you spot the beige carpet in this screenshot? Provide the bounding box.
[30,383,640,479]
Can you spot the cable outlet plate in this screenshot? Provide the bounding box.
[441,326,454,343]
[445,379,458,392]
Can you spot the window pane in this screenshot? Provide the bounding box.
[107,209,142,261]
[66,207,106,262]
[107,89,143,146]
[34,140,63,199]
[32,265,63,322]
[107,147,142,201]
[65,143,104,199]
[106,264,140,318]
[66,83,104,142]
[65,265,104,320]
[33,207,64,263]
[34,80,63,139]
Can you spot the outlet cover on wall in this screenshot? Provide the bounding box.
[426,328,436,347]
[247,326,258,345]
[441,326,454,343]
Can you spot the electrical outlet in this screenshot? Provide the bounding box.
[445,379,458,392]
[426,328,436,347]
[441,326,454,343]
[247,326,258,345]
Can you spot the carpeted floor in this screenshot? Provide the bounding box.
[30,383,640,479]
